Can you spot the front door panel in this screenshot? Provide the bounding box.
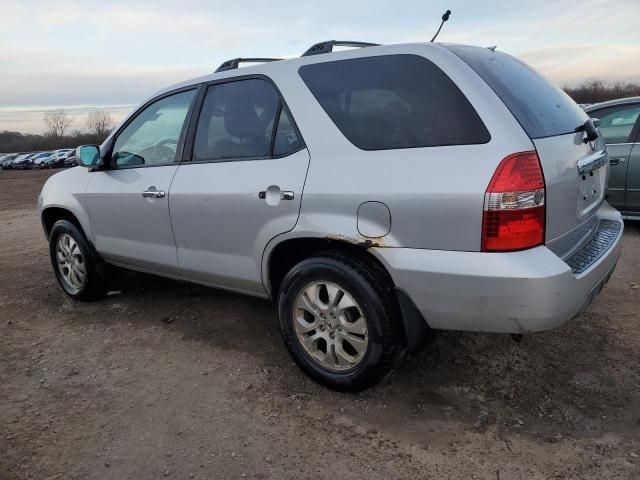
[85,166,180,275]
[169,150,309,296]
[626,142,640,214]
[605,143,632,211]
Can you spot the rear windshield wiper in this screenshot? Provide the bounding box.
[575,118,599,143]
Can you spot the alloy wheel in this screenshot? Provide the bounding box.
[293,281,369,372]
[55,234,85,291]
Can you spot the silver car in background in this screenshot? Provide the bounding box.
[38,41,623,391]
[11,152,37,169]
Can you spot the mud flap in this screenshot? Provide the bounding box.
[395,288,433,354]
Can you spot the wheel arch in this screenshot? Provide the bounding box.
[263,235,433,353]
[264,236,395,300]
[41,207,86,240]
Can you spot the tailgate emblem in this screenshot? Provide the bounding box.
[577,150,607,175]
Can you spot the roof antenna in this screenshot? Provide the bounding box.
[430,10,451,42]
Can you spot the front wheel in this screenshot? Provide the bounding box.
[49,220,107,300]
[278,254,402,392]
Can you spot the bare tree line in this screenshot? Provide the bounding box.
[87,110,114,138]
[563,80,640,104]
[42,108,114,139]
[43,109,73,138]
[1,109,114,153]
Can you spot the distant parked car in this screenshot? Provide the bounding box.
[586,97,640,219]
[10,153,36,169]
[43,156,58,168]
[0,154,21,169]
[63,152,77,167]
[19,153,39,169]
[2,153,23,169]
[11,153,35,169]
[31,152,55,169]
[50,149,74,168]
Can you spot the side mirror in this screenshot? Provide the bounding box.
[76,145,101,168]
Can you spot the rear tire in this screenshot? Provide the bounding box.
[278,253,402,392]
[49,220,107,301]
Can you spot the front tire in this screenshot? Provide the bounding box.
[49,220,106,301]
[278,253,402,392]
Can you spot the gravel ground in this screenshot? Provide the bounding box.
[1,169,639,480]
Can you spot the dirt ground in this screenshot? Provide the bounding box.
[1,169,639,480]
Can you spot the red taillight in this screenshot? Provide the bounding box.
[482,151,545,252]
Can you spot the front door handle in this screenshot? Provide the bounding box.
[142,188,165,199]
[280,191,294,200]
[609,157,626,166]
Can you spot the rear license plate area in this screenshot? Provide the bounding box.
[578,167,605,217]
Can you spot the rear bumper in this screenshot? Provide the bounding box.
[371,204,623,334]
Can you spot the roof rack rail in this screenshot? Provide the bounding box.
[215,57,283,73]
[301,40,380,57]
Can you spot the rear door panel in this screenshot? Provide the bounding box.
[169,150,309,296]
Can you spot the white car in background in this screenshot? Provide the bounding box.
[31,151,56,169]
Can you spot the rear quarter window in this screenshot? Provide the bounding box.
[298,54,490,150]
[447,45,589,139]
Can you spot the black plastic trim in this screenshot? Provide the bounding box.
[302,40,379,57]
[215,57,283,73]
[181,86,207,162]
[268,102,283,157]
[565,219,622,274]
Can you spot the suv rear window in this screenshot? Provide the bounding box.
[299,54,490,150]
[447,45,589,139]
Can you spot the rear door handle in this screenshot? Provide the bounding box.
[609,157,626,166]
[142,188,165,199]
[258,189,294,200]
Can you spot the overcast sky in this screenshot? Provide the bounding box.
[1,0,639,133]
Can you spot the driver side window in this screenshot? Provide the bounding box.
[590,104,640,144]
[112,89,196,168]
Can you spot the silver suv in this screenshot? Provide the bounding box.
[39,41,623,391]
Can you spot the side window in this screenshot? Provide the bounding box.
[299,54,490,150]
[273,108,302,156]
[589,105,640,144]
[112,89,196,168]
[193,79,281,161]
